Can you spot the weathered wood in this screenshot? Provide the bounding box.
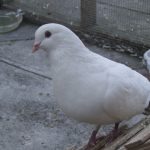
[119,124,150,150]
[102,117,150,150]
[91,137,108,150]
[126,142,150,150]
[78,137,107,150]
[80,0,96,28]
[136,142,150,150]
[125,132,150,149]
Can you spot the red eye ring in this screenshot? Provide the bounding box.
[45,31,51,38]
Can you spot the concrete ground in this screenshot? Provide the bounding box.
[0,22,148,150]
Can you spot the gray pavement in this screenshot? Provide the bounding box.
[0,22,147,150]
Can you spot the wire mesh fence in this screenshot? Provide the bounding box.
[3,0,150,46]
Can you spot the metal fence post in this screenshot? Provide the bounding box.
[81,0,96,28]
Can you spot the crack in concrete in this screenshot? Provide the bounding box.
[0,37,34,43]
[0,56,52,80]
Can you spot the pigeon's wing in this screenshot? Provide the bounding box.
[102,64,150,121]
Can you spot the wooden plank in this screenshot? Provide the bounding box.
[125,133,150,149]
[119,124,150,150]
[102,117,150,150]
[124,142,150,150]
[80,0,96,27]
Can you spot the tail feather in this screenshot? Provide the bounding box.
[144,101,150,115]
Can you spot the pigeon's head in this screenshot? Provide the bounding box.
[32,23,84,53]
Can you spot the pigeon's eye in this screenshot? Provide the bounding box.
[45,31,52,38]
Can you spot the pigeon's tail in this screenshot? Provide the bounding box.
[144,101,150,115]
[143,94,150,115]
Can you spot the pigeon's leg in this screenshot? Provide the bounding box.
[107,122,120,142]
[87,125,101,147]
[112,122,120,138]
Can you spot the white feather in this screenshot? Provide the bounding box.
[34,23,150,125]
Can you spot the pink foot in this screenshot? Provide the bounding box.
[86,125,102,149]
[106,122,121,143]
[86,135,105,150]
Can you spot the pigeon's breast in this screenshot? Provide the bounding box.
[52,68,119,124]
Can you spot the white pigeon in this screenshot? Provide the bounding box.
[32,23,150,147]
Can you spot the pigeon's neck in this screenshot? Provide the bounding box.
[49,43,89,76]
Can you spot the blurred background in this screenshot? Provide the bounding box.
[2,0,150,47]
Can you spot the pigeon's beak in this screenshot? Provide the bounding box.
[32,42,41,53]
